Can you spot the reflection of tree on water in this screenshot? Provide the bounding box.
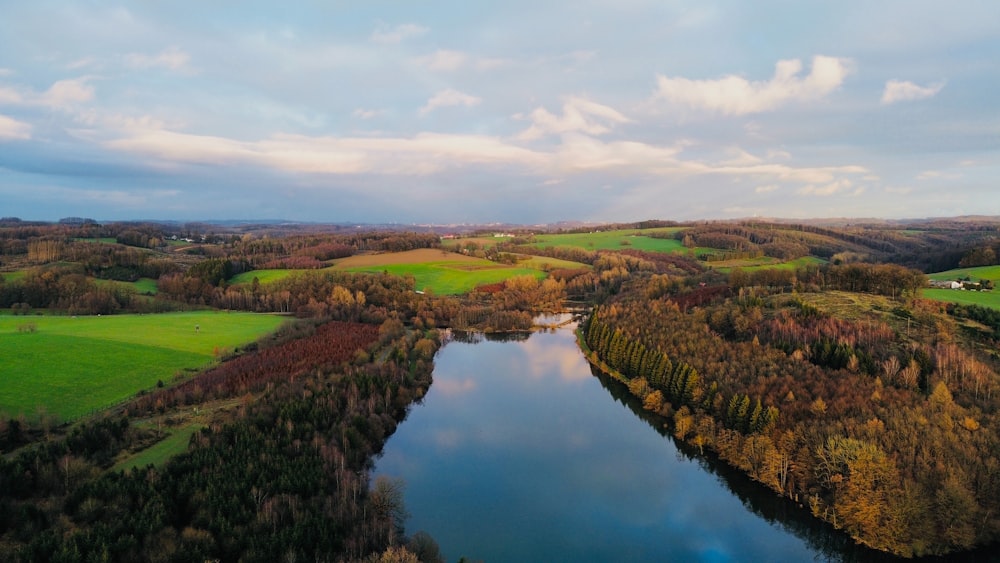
[449,329,532,344]
[589,364,914,563]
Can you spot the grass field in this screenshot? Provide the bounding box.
[714,256,827,272]
[1,271,26,282]
[922,288,1000,310]
[531,228,687,253]
[229,269,296,286]
[113,424,206,472]
[0,312,288,421]
[228,249,578,294]
[928,265,1000,282]
[515,255,591,271]
[94,277,159,295]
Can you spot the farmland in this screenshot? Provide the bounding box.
[333,248,544,295]
[928,265,1000,283]
[530,228,687,252]
[922,288,1000,310]
[228,268,296,286]
[922,265,1000,310]
[0,311,287,421]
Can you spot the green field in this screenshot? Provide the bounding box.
[715,256,827,272]
[94,277,159,295]
[531,228,687,253]
[73,237,119,244]
[229,269,297,286]
[113,424,205,472]
[2,271,26,282]
[0,312,287,421]
[516,255,591,271]
[928,265,1000,282]
[343,262,544,295]
[922,288,1000,310]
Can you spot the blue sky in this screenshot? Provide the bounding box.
[1,1,998,223]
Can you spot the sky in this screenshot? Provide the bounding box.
[1,1,998,224]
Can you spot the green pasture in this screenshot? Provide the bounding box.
[1,271,26,282]
[73,237,119,244]
[922,288,1000,310]
[515,255,591,271]
[342,262,544,295]
[94,277,159,295]
[928,265,1000,283]
[0,312,287,421]
[229,269,296,286]
[715,256,826,273]
[531,228,687,253]
[113,424,205,472]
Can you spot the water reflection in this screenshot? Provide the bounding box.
[375,326,955,563]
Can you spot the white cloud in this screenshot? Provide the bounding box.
[0,68,12,77]
[370,22,428,44]
[517,97,631,140]
[0,114,31,140]
[881,79,944,104]
[419,88,482,116]
[0,86,23,104]
[655,55,853,115]
[41,78,95,109]
[755,184,779,193]
[416,49,468,71]
[352,108,383,119]
[798,179,862,196]
[884,186,912,194]
[125,46,191,71]
[0,78,94,110]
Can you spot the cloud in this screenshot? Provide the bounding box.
[415,51,513,72]
[370,22,428,44]
[0,78,94,110]
[102,123,546,176]
[755,184,778,193]
[41,79,95,109]
[0,68,12,77]
[416,49,468,71]
[655,55,853,115]
[419,88,482,116]
[352,108,383,119]
[0,114,31,140]
[798,179,863,196]
[880,79,944,104]
[125,46,191,71]
[517,97,631,140]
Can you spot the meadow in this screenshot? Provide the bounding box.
[530,228,687,253]
[228,268,297,286]
[334,249,544,294]
[713,256,827,272]
[229,249,564,295]
[922,265,1000,310]
[922,288,1000,310]
[0,311,287,421]
[928,265,1000,282]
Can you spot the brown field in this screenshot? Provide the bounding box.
[333,248,481,267]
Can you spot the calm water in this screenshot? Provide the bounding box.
[374,325,894,563]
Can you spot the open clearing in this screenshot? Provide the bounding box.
[229,269,296,286]
[332,249,544,294]
[929,265,1000,282]
[0,312,287,421]
[713,256,827,272]
[230,249,554,295]
[922,288,1000,310]
[531,228,687,253]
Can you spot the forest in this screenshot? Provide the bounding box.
[3,216,1000,559]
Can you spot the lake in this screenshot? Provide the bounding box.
[374,323,897,562]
